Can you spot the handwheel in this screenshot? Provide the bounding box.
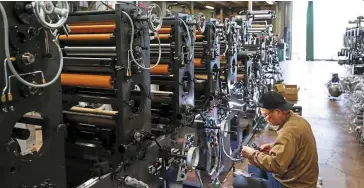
[147,3,162,32]
[32,1,69,29]
[197,13,206,33]
[224,18,231,34]
[186,147,199,170]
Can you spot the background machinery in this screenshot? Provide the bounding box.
[0,1,287,188]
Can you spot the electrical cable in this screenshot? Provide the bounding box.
[2,59,8,96]
[179,18,193,61]
[0,3,63,88]
[219,121,243,162]
[122,11,162,70]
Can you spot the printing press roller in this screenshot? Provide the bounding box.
[148,59,203,76]
[252,14,275,20]
[66,98,174,127]
[154,34,203,41]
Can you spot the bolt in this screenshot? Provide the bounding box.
[56,124,65,132]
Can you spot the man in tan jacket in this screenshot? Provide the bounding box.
[233,91,319,188]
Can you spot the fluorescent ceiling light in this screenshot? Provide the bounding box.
[266,1,275,5]
[205,5,214,10]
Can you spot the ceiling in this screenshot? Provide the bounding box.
[176,1,276,11]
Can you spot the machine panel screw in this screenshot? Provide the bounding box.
[56,124,65,132]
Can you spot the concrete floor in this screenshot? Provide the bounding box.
[223,61,364,188]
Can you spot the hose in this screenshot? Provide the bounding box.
[0,3,63,88]
[122,11,162,70]
[2,59,8,96]
[179,18,193,61]
[219,122,242,161]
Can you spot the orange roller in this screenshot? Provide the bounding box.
[158,28,172,34]
[237,74,244,80]
[196,35,203,40]
[59,34,113,41]
[194,58,203,67]
[68,21,115,26]
[69,25,116,33]
[195,30,202,35]
[150,64,169,75]
[61,73,113,88]
[158,34,171,40]
[195,74,208,80]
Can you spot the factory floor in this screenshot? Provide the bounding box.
[223,60,364,188]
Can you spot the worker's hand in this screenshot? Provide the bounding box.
[259,143,272,152]
[241,146,256,158]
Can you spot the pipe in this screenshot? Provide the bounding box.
[61,73,113,88]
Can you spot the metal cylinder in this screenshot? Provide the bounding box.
[63,46,116,52]
[250,10,271,15]
[150,43,171,47]
[248,28,266,32]
[253,14,274,20]
[64,52,117,57]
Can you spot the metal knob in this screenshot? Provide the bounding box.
[22,52,35,65]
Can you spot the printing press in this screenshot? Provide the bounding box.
[0,1,284,188]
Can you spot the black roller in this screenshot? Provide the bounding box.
[63,110,116,128]
[150,58,172,64]
[63,66,114,74]
[151,96,173,104]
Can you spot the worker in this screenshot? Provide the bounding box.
[233,91,319,188]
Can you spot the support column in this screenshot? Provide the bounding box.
[279,2,285,40]
[306,1,314,61]
[161,1,166,17]
[190,2,194,16]
[287,1,293,60]
[220,8,223,21]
